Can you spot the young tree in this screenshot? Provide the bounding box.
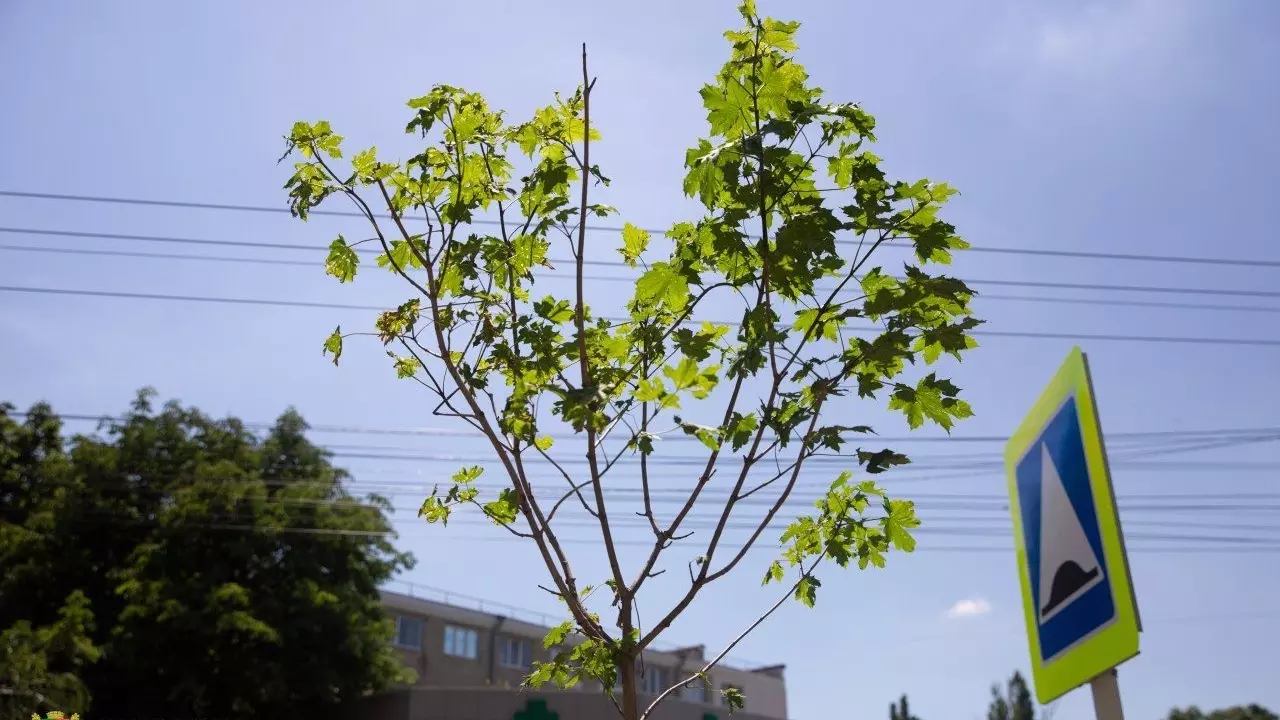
[281,2,978,717]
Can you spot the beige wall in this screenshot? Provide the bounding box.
[378,686,778,720]
[380,591,788,720]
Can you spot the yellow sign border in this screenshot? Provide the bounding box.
[1004,347,1141,704]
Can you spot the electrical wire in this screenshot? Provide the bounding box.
[14,509,1280,554]
[21,409,1280,444]
[6,239,1280,315]
[3,190,1279,268]
[4,284,1279,347]
[5,224,1280,302]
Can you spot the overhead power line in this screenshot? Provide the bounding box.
[5,284,1280,347]
[3,190,1279,269]
[0,229,634,266]
[20,499,1280,544]
[27,410,1279,444]
[21,511,1280,555]
[37,472,1280,513]
[5,236,1280,315]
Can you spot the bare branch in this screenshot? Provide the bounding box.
[370,151,607,643]
[638,401,660,537]
[640,549,831,720]
[571,44,630,629]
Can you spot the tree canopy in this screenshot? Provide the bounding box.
[0,390,413,719]
[1169,705,1279,720]
[280,2,978,718]
[890,694,920,720]
[986,671,1035,720]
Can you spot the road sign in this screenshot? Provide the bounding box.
[1004,347,1141,705]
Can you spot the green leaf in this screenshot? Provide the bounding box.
[721,685,745,714]
[634,431,659,455]
[793,307,840,342]
[418,493,451,525]
[633,377,666,404]
[376,299,421,344]
[673,321,730,363]
[888,374,973,432]
[619,222,651,268]
[856,448,910,474]
[534,296,575,324]
[451,466,484,484]
[679,421,722,451]
[663,357,700,392]
[393,355,421,379]
[881,498,920,552]
[726,412,759,451]
[352,146,377,180]
[794,574,821,608]
[324,235,360,283]
[921,339,943,365]
[663,358,719,400]
[534,436,555,451]
[483,488,520,526]
[762,560,784,586]
[634,262,689,310]
[377,239,423,271]
[860,267,898,300]
[322,326,343,366]
[700,81,753,138]
[544,620,573,649]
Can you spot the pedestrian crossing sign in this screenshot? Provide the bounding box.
[1004,347,1141,704]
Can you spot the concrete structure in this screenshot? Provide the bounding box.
[352,587,789,720]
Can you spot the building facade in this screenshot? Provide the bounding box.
[343,588,789,720]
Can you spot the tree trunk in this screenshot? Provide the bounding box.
[618,654,640,720]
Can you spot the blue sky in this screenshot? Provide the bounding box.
[3,1,1280,719]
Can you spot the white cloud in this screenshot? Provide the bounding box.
[981,0,1200,89]
[1033,0,1193,76]
[946,597,992,619]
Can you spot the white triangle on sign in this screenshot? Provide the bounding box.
[1037,442,1105,624]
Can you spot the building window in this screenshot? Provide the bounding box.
[641,666,670,695]
[443,624,479,659]
[682,678,708,703]
[499,636,531,669]
[719,684,743,707]
[394,616,423,650]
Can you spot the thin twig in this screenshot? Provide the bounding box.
[641,549,832,720]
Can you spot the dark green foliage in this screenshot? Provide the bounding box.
[890,694,920,720]
[1169,706,1278,720]
[0,591,98,720]
[987,671,1034,720]
[0,390,414,718]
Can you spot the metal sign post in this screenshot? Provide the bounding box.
[1090,669,1124,720]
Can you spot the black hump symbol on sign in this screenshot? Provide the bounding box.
[1041,560,1100,616]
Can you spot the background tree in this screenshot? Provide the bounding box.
[1169,705,1279,720]
[987,671,1035,720]
[890,694,920,720]
[0,392,413,718]
[281,2,978,718]
[0,592,98,720]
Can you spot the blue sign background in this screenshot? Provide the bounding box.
[1015,396,1116,662]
